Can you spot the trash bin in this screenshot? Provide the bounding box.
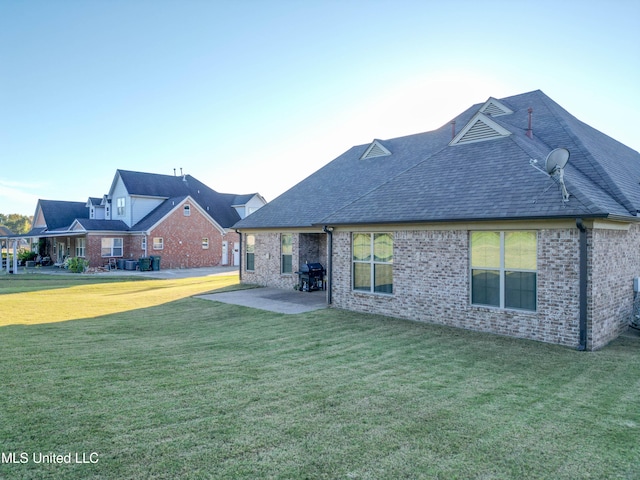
[117,259,126,270]
[152,256,161,271]
[138,257,151,271]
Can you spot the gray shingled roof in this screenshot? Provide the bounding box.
[234,90,640,229]
[73,219,130,231]
[118,170,255,229]
[38,200,90,230]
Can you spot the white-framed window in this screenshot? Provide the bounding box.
[352,233,393,294]
[141,237,147,250]
[105,205,110,218]
[470,231,537,311]
[101,238,123,257]
[90,207,95,219]
[76,238,86,257]
[184,204,191,216]
[281,234,292,274]
[202,238,209,249]
[116,197,125,216]
[153,237,164,250]
[246,234,255,271]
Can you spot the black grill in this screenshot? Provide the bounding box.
[296,263,325,292]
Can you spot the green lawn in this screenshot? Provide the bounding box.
[1,274,640,479]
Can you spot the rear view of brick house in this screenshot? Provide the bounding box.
[22,169,266,270]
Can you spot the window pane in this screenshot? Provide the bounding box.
[281,234,292,255]
[471,232,500,268]
[374,264,393,294]
[282,254,292,274]
[505,232,537,270]
[353,262,371,291]
[505,271,536,310]
[472,270,500,306]
[246,253,255,271]
[374,233,393,263]
[353,233,371,261]
[101,238,111,257]
[246,235,255,253]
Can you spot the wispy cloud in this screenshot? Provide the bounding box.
[0,179,42,215]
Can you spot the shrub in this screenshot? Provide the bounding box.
[17,249,37,262]
[66,257,89,273]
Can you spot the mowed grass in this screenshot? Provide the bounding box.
[1,275,640,479]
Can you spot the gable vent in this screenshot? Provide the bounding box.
[479,98,513,117]
[361,140,391,160]
[450,113,511,146]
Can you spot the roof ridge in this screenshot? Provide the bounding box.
[539,92,637,215]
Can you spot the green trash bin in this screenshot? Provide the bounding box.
[152,256,161,271]
[138,257,151,271]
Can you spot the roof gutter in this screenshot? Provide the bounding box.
[235,229,242,282]
[576,218,588,351]
[322,226,333,305]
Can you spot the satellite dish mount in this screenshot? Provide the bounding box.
[530,148,571,203]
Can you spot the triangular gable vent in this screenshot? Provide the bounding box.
[360,140,391,160]
[450,112,512,146]
[479,98,513,117]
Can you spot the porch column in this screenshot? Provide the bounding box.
[12,240,18,273]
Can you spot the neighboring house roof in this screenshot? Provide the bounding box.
[0,226,13,236]
[116,170,258,229]
[234,90,640,229]
[21,171,262,237]
[35,200,90,231]
[71,219,130,231]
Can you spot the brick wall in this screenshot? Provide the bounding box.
[80,202,237,269]
[331,229,582,347]
[147,203,237,269]
[243,224,639,349]
[242,232,298,289]
[589,224,640,349]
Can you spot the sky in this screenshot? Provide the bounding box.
[1,0,639,216]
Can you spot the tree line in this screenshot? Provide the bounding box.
[0,214,32,235]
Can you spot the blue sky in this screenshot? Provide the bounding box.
[1,0,639,216]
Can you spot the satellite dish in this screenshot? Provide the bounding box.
[544,148,570,174]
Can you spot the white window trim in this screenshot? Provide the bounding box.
[469,231,537,311]
[352,233,394,295]
[153,237,164,250]
[101,238,123,257]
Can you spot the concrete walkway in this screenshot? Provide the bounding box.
[197,287,328,314]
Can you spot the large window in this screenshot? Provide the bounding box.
[76,238,86,257]
[246,234,255,271]
[470,231,537,311]
[101,238,123,257]
[153,237,164,250]
[116,197,125,216]
[281,234,292,274]
[353,233,393,294]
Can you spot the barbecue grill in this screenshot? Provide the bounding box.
[296,262,325,292]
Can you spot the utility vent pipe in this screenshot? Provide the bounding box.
[450,120,456,140]
[526,107,533,139]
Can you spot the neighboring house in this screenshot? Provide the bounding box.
[234,89,640,350]
[23,170,265,269]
